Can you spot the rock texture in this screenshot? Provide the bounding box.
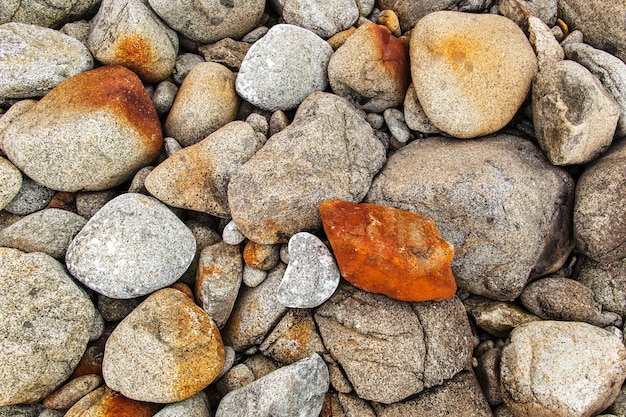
[0,250,95,405]
[236,24,333,111]
[328,23,410,112]
[532,59,620,165]
[366,135,574,301]
[280,0,359,38]
[500,321,626,417]
[574,138,626,262]
[0,157,21,210]
[66,193,196,299]
[87,0,179,83]
[0,0,100,28]
[102,288,225,403]
[64,386,160,417]
[0,22,93,99]
[320,200,456,302]
[409,11,537,138]
[228,92,386,244]
[315,284,472,404]
[2,65,162,192]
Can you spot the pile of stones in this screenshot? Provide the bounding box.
[1,0,626,416]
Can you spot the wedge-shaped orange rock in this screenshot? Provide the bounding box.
[320,200,456,302]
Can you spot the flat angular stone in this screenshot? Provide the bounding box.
[103,288,225,403]
[0,250,95,406]
[320,200,456,302]
[215,354,329,417]
[3,65,162,192]
[0,22,93,99]
[409,11,537,138]
[66,193,196,299]
[228,92,386,244]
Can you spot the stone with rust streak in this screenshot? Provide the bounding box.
[320,200,456,302]
[328,23,410,112]
[103,288,225,403]
[2,66,162,192]
[409,11,537,139]
[64,386,161,417]
[243,240,281,271]
[87,0,179,83]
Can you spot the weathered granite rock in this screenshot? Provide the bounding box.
[243,241,281,271]
[564,41,626,138]
[64,386,161,417]
[574,138,626,262]
[499,0,558,29]
[500,321,626,417]
[260,309,326,364]
[152,391,211,417]
[87,0,179,83]
[146,121,259,216]
[373,371,493,417]
[374,0,457,32]
[315,283,472,404]
[43,374,102,410]
[103,288,225,403]
[328,23,410,112]
[464,297,540,338]
[228,92,386,244]
[409,11,537,138]
[532,59,619,165]
[366,135,574,301]
[147,0,265,43]
[0,157,21,210]
[528,15,564,69]
[474,346,502,406]
[279,0,359,38]
[320,200,456,302]
[222,263,288,351]
[403,84,440,134]
[66,193,196,299]
[195,241,243,328]
[236,24,333,112]
[198,38,251,72]
[277,232,340,308]
[3,177,55,215]
[215,354,329,417]
[0,0,100,28]
[0,208,87,259]
[2,65,162,192]
[558,0,626,63]
[576,256,626,317]
[164,62,239,147]
[0,22,93,99]
[0,249,95,405]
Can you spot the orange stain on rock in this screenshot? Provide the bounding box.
[320,200,456,302]
[369,23,411,94]
[115,36,156,83]
[429,34,477,74]
[66,386,161,417]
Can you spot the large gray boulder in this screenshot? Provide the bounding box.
[366,135,574,301]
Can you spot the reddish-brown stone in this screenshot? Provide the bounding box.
[46,192,77,212]
[64,386,161,417]
[320,200,456,302]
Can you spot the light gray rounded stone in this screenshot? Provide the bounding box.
[528,15,564,70]
[366,135,575,301]
[574,139,626,263]
[281,0,359,38]
[215,363,256,397]
[564,42,626,138]
[147,0,265,43]
[0,99,36,152]
[171,53,205,85]
[152,81,179,116]
[0,156,21,210]
[532,59,620,166]
[215,353,329,417]
[0,22,93,99]
[0,0,100,28]
[0,250,95,406]
[403,84,440,134]
[0,208,87,259]
[0,404,44,417]
[87,0,179,83]
[242,264,268,288]
[277,232,340,308]
[236,24,333,112]
[153,391,212,417]
[66,193,196,299]
[3,177,55,215]
[576,256,626,317]
[228,92,386,244]
[60,20,91,44]
[384,108,410,144]
[223,220,246,245]
[499,0,558,28]
[500,321,626,417]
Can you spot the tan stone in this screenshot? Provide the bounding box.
[102,288,225,403]
[43,374,102,410]
[409,11,537,138]
[165,62,239,147]
[64,386,160,417]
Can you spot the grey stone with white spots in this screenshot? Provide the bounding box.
[66,193,196,299]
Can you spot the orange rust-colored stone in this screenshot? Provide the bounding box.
[46,192,77,212]
[369,23,411,96]
[170,282,194,299]
[115,35,156,83]
[71,346,104,378]
[243,240,280,271]
[64,386,161,417]
[320,200,456,302]
[42,65,162,157]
